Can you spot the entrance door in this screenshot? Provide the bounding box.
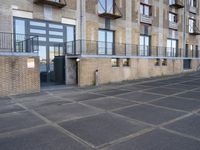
[14,17,75,85]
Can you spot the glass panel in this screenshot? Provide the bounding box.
[15,20,25,34]
[30,21,46,27]
[66,26,75,54]
[30,29,46,34]
[49,38,63,42]
[67,26,74,42]
[15,19,26,43]
[107,0,113,13]
[140,5,143,14]
[49,24,63,29]
[49,31,63,36]
[39,46,47,72]
[106,31,113,54]
[49,46,55,72]
[99,0,106,13]
[98,30,106,54]
[144,6,149,16]
[39,37,47,41]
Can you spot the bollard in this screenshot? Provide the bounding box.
[95,69,99,86]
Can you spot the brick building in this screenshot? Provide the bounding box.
[0,0,200,95]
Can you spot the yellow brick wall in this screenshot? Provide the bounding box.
[0,55,40,96]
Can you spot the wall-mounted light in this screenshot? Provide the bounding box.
[76,58,80,62]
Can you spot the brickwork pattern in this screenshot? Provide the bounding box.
[0,55,40,96]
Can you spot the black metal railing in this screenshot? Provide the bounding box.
[0,32,39,53]
[55,40,200,58]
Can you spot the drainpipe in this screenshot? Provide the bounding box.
[183,0,186,57]
[80,0,83,54]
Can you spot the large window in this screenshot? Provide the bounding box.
[189,0,196,7]
[98,29,114,55]
[189,18,195,33]
[140,3,151,16]
[167,39,177,57]
[98,0,114,14]
[140,35,150,56]
[169,12,177,23]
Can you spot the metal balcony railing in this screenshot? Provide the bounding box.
[0,32,39,53]
[169,0,184,9]
[169,21,178,30]
[140,14,153,24]
[188,24,200,35]
[98,0,122,19]
[54,40,200,58]
[34,0,66,8]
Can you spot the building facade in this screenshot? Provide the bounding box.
[0,0,200,95]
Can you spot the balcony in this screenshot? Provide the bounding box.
[169,0,184,9]
[34,0,66,8]
[189,6,197,13]
[169,21,178,30]
[0,32,39,53]
[98,0,122,19]
[189,25,200,35]
[140,14,152,24]
[54,40,199,58]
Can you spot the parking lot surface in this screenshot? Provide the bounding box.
[1,72,200,150]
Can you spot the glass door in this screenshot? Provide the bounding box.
[98,29,114,55]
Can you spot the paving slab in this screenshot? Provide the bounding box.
[122,85,152,91]
[19,98,71,109]
[102,129,200,150]
[139,81,169,87]
[164,84,199,90]
[0,126,91,150]
[176,91,200,101]
[144,87,184,95]
[93,89,131,96]
[62,93,106,101]
[114,104,185,125]
[59,113,148,147]
[116,92,164,102]
[0,111,45,134]
[151,97,200,111]
[13,94,57,102]
[34,103,102,122]
[0,103,25,115]
[82,97,137,111]
[165,115,200,139]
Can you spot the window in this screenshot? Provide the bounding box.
[140,35,150,56]
[49,31,63,36]
[189,0,196,7]
[30,29,46,34]
[111,58,119,67]
[169,0,176,5]
[30,21,46,27]
[99,0,114,13]
[155,59,160,66]
[167,39,177,57]
[140,3,151,16]
[49,38,63,42]
[162,59,167,66]
[169,12,177,23]
[122,58,130,67]
[98,29,114,55]
[189,18,195,33]
[49,23,63,29]
[15,20,25,34]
